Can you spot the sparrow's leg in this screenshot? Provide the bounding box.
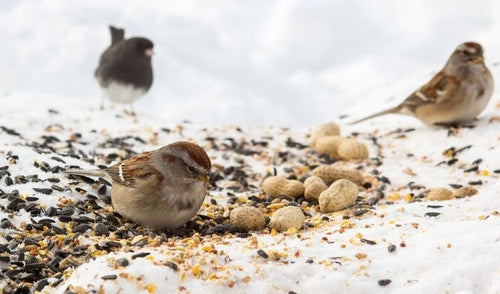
[100,95,106,110]
[129,104,136,116]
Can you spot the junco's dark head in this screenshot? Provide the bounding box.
[127,37,154,58]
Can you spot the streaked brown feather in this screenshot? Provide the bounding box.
[105,151,155,187]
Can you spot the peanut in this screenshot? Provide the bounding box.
[269,206,305,232]
[319,179,358,213]
[311,122,341,147]
[230,207,266,232]
[452,186,478,198]
[337,139,369,160]
[304,176,327,201]
[261,176,304,199]
[312,135,343,156]
[425,188,454,201]
[311,165,364,185]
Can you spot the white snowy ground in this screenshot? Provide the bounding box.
[0,86,499,293]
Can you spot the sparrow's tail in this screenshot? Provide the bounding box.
[64,169,107,178]
[109,25,125,45]
[348,106,402,125]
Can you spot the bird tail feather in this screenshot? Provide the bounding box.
[64,169,106,178]
[348,106,402,125]
[109,25,125,45]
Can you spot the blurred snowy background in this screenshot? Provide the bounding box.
[1,0,499,127]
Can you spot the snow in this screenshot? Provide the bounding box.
[1,1,500,294]
[1,93,499,293]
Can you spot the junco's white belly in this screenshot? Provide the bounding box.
[103,81,146,104]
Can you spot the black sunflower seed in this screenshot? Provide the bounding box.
[165,261,179,271]
[46,206,58,217]
[57,215,72,222]
[116,257,129,267]
[33,188,52,195]
[73,216,94,223]
[23,262,46,270]
[1,219,12,229]
[95,223,109,236]
[1,126,20,136]
[5,176,13,186]
[101,274,117,280]
[378,279,392,286]
[75,187,87,194]
[388,244,396,253]
[425,212,441,217]
[97,185,107,195]
[360,238,377,245]
[472,158,482,165]
[52,226,65,234]
[464,166,478,173]
[131,252,150,259]
[51,184,64,192]
[257,249,269,258]
[452,145,472,157]
[354,209,369,216]
[72,224,91,233]
[35,278,49,291]
[57,207,74,216]
[468,180,482,185]
[427,205,442,209]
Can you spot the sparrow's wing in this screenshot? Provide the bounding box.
[105,151,156,187]
[402,72,458,111]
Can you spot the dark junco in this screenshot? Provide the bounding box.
[95,25,154,112]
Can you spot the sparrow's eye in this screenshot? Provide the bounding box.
[187,166,197,174]
[462,49,476,56]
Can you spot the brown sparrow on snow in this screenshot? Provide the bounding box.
[65,141,211,230]
[350,42,494,126]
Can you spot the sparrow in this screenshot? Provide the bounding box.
[65,141,211,230]
[95,25,154,112]
[350,42,494,126]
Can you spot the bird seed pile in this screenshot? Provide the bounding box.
[1,100,500,293]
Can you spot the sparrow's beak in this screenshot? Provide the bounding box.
[144,48,154,57]
[471,56,484,63]
[198,174,210,184]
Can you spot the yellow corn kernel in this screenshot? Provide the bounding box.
[202,245,212,252]
[146,283,156,293]
[191,264,201,276]
[340,219,350,228]
[387,193,400,201]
